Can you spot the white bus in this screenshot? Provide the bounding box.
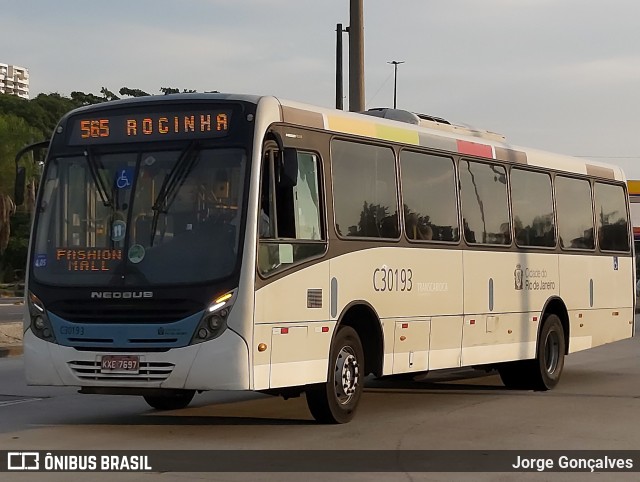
[18,94,634,423]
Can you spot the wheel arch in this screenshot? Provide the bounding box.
[540,296,570,354]
[335,301,384,377]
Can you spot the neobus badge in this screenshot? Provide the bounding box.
[90,291,153,299]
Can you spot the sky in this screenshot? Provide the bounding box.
[3,0,640,177]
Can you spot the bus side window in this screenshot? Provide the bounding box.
[399,150,459,243]
[258,147,325,275]
[331,140,399,239]
[459,160,509,246]
[555,176,594,250]
[595,182,629,252]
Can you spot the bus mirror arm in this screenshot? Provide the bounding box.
[14,140,50,206]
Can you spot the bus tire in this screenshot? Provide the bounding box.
[534,314,566,390]
[498,314,565,390]
[305,326,364,424]
[143,390,195,410]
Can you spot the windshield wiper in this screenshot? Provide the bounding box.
[84,148,112,207]
[149,141,200,245]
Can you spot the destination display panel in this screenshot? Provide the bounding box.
[68,110,231,145]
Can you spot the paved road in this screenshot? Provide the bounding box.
[0,298,23,324]
[0,328,639,481]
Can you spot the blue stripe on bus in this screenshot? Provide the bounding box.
[47,311,203,349]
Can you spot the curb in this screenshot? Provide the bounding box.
[0,345,23,358]
[0,322,23,358]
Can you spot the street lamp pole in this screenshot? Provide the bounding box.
[388,60,404,109]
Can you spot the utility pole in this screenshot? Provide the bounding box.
[348,0,365,112]
[388,60,404,109]
[336,23,347,110]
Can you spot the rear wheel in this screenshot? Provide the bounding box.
[306,326,364,424]
[498,314,565,391]
[143,390,195,410]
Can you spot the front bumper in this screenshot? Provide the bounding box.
[24,328,250,391]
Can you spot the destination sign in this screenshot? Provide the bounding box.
[56,248,122,272]
[68,110,231,145]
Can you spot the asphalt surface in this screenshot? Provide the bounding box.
[1,334,639,481]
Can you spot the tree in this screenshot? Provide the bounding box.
[100,87,119,101]
[30,93,81,136]
[161,87,200,95]
[0,114,40,196]
[0,113,41,280]
[0,194,15,255]
[70,91,104,106]
[1,209,30,281]
[119,87,149,98]
[0,92,80,139]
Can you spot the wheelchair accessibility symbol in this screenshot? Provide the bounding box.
[115,168,134,189]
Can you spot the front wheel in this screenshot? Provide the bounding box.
[306,326,364,424]
[143,390,195,410]
[535,314,566,390]
[498,314,565,391]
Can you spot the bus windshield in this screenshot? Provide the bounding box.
[32,145,247,286]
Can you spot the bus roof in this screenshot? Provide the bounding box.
[55,92,626,183]
[275,96,626,183]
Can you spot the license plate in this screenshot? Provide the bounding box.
[101,355,140,374]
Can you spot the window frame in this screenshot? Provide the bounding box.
[458,157,512,248]
[510,167,557,250]
[330,137,402,242]
[398,148,461,245]
[594,180,631,254]
[554,174,596,253]
[256,142,328,278]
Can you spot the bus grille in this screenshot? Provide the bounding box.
[68,360,174,382]
[49,299,202,324]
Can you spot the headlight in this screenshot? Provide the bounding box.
[190,290,237,345]
[207,315,224,332]
[28,291,56,343]
[33,316,46,331]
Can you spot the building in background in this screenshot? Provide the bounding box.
[0,63,29,99]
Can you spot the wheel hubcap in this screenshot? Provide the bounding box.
[544,331,560,374]
[334,346,359,405]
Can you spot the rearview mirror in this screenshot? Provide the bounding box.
[14,140,50,207]
[279,148,298,188]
